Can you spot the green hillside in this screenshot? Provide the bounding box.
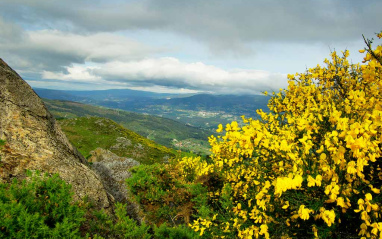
[44,99,212,155]
[58,116,175,164]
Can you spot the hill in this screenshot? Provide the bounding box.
[43,99,212,155]
[36,88,269,130]
[58,116,174,164]
[34,87,176,102]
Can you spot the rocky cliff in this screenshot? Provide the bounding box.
[0,58,112,210]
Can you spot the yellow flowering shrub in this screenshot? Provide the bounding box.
[179,32,382,238]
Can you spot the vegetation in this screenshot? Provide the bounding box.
[0,172,192,239]
[37,88,269,131]
[58,116,176,164]
[126,163,209,227]
[125,32,382,238]
[0,171,86,238]
[3,32,381,238]
[170,32,382,238]
[44,99,212,155]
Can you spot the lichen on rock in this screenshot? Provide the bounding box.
[0,58,112,211]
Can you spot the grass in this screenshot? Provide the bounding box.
[44,99,212,155]
[58,116,177,164]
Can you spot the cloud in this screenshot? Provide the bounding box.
[1,0,379,94]
[42,57,288,94]
[0,17,25,43]
[0,26,159,72]
[42,65,101,83]
[1,0,381,55]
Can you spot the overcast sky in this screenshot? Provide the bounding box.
[0,0,381,94]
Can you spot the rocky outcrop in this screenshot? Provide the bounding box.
[110,137,132,150]
[89,148,140,220]
[0,59,112,210]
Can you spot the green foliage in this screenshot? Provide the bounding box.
[0,171,160,238]
[0,171,85,238]
[126,163,208,227]
[171,32,382,238]
[154,223,199,239]
[58,116,174,164]
[44,99,212,154]
[86,203,150,239]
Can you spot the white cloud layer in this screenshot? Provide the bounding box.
[0,20,159,72]
[0,1,381,94]
[1,0,381,55]
[42,58,287,94]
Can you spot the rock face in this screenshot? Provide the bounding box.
[0,59,111,210]
[88,148,140,220]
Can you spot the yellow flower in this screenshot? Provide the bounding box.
[298,205,313,220]
[282,201,290,209]
[320,209,336,227]
[200,227,206,236]
[216,124,223,133]
[336,197,347,208]
[365,193,372,201]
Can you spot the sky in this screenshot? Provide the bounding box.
[0,0,381,95]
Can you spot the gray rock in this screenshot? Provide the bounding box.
[0,59,112,211]
[88,148,141,220]
[110,137,132,150]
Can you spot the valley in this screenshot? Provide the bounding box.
[43,99,212,155]
[36,88,269,130]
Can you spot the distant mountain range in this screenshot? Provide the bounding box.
[34,88,179,101]
[35,88,270,130]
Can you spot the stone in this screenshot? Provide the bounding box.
[110,137,132,150]
[0,59,112,211]
[88,148,140,220]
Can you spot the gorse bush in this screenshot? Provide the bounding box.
[126,163,208,229]
[87,202,150,239]
[0,171,85,238]
[154,223,199,239]
[0,172,152,239]
[173,32,382,238]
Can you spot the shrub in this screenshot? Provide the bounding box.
[126,163,208,229]
[154,223,199,239]
[0,171,85,238]
[177,32,382,238]
[87,202,150,239]
[0,171,151,239]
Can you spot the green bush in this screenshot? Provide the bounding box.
[87,203,150,239]
[0,171,153,239]
[0,171,85,238]
[126,163,208,229]
[154,223,199,239]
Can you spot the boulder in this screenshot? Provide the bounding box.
[0,58,112,210]
[88,148,140,220]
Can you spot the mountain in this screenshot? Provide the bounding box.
[0,59,112,211]
[35,88,270,130]
[34,88,177,102]
[33,88,88,101]
[43,99,212,155]
[58,116,175,164]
